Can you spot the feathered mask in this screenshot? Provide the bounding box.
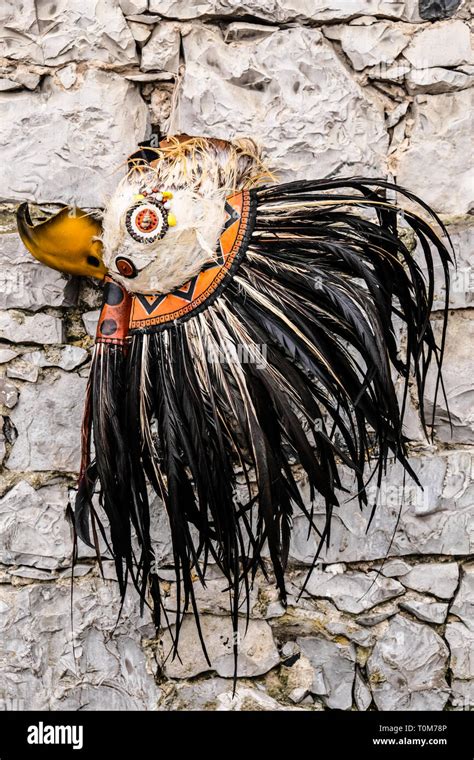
[17,135,452,672]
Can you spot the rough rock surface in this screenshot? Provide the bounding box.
[0,378,19,408]
[0,579,159,710]
[0,0,138,65]
[445,622,474,680]
[418,0,462,20]
[0,70,148,208]
[399,597,449,624]
[148,1,422,23]
[406,67,474,94]
[23,346,89,372]
[0,311,63,344]
[328,21,410,71]
[298,569,405,613]
[0,233,70,311]
[0,0,472,713]
[367,616,450,710]
[0,481,71,570]
[421,220,474,311]
[297,636,356,710]
[424,315,474,443]
[5,372,87,472]
[402,20,472,68]
[159,616,280,679]
[173,26,389,181]
[450,564,474,631]
[395,90,474,215]
[290,452,474,563]
[141,23,181,73]
[354,668,372,711]
[399,562,459,599]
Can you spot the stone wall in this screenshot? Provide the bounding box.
[0,0,473,712]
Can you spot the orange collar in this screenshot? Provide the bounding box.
[96,190,254,343]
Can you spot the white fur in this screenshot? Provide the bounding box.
[101,138,271,294]
[102,170,226,294]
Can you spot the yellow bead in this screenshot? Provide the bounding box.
[167,213,177,227]
[162,191,174,199]
[133,193,144,201]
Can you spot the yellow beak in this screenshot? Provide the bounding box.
[17,203,106,280]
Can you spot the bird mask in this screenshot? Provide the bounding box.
[16,134,452,673]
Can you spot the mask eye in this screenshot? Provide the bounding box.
[126,201,168,243]
[115,256,137,278]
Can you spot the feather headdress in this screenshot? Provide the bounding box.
[17,135,452,672]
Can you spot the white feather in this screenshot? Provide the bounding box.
[101,137,273,294]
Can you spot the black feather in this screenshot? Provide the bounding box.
[75,177,452,676]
